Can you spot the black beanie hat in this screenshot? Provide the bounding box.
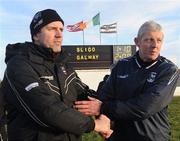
[30,9,64,38]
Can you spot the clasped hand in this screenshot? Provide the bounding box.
[74,96,113,138]
[95,114,113,138]
[74,96,102,116]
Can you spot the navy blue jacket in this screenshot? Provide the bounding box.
[99,53,179,141]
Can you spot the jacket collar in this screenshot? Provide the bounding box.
[28,42,70,64]
[134,52,160,69]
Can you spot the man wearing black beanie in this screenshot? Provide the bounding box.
[0,9,111,141]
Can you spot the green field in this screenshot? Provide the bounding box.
[169,96,180,141]
[82,96,180,141]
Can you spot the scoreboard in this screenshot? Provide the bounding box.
[113,45,136,64]
[63,45,136,69]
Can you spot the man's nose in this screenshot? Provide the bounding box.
[56,29,62,37]
[151,40,158,48]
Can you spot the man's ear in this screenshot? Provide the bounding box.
[33,34,37,41]
[134,37,139,47]
[33,33,39,42]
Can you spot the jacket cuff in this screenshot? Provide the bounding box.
[100,102,107,115]
[100,102,113,120]
[85,117,95,133]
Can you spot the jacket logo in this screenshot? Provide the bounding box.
[147,72,157,83]
[61,66,67,75]
[40,76,54,81]
[117,74,129,79]
[25,82,39,91]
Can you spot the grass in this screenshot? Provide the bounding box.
[82,132,104,141]
[82,96,180,141]
[169,96,180,141]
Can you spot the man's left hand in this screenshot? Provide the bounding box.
[74,96,102,116]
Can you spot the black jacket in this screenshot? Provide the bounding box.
[99,53,179,141]
[1,42,95,141]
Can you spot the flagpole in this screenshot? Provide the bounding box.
[99,12,101,45]
[82,20,85,45]
[116,22,118,45]
[116,32,118,45]
[82,29,85,45]
[92,12,101,45]
[99,24,101,45]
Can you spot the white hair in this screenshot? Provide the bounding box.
[137,20,163,38]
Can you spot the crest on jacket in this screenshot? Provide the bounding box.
[60,66,67,75]
[147,72,157,83]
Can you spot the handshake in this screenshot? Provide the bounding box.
[74,96,113,138]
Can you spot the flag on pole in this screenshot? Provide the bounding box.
[67,21,86,32]
[100,23,117,33]
[81,13,100,29]
[84,20,92,28]
[92,13,100,26]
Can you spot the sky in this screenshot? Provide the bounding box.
[0,0,180,80]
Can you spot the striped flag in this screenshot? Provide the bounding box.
[100,23,117,33]
[67,21,86,32]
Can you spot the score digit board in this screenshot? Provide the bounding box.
[113,45,136,64]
